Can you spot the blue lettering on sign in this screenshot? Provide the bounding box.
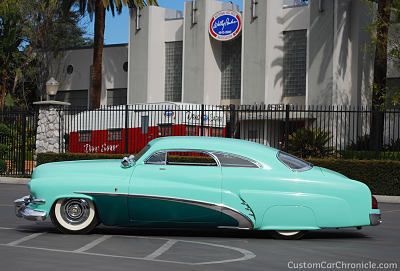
[164,111,174,117]
[212,14,239,36]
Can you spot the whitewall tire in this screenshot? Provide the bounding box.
[270,230,306,240]
[50,198,99,234]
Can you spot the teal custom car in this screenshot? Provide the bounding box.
[15,137,381,239]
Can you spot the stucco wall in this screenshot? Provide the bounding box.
[55,45,128,106]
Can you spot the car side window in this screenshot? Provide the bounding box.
[145,152,166,165]
[166,151,217,166]
[213,152,259,168]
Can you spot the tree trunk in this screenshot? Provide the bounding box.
[90,1,105,109]
[370,0,392,151]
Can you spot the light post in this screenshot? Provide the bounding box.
[46,77,59,100]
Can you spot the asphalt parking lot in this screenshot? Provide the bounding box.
[0,184,399,271]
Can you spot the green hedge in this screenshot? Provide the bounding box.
[36,152,128,166]
[308,158,400,196]
[0,159,6,174]
[36,153,400,196]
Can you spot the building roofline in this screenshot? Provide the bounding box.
[62,43,128,51]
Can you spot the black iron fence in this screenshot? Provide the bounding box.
[58,104,400,160]
[1,104,400,177]
[0,110,37,177]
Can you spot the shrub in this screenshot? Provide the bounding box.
[287,128,333,158]
[308,158,400,196]
[0,123,11,138]
[0,159,6,174]
[347,135,370,151]
[36,152,128,166]
[384,138,400,151]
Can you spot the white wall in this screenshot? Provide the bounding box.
[128,6,184,104]
[54,45,128,105]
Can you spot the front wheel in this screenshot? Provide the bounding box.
[270,230,306,240]
[50,198,99,234]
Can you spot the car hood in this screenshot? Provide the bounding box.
[32,159,124,179]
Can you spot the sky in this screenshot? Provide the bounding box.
[80,0,243,45]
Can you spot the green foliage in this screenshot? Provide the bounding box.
[287,128,333,158]
[347,134,370,151]
[36,152,128,166]
[308,158,400,196]
[0,160,6,174]
[340,150,400,160]
[0,123,9,173]
[0,0,93,109]
[0,123,11,138]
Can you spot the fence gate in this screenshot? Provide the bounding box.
[0,111,37,177]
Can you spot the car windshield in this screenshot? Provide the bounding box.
[134,145,151,161]
[277,151,313,171]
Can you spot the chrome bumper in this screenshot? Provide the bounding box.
[370,213,382,226]
[14,196,47,221]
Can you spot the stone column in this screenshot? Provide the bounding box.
[33,101,70,154]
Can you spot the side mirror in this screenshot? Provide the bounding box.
[121,155,135,168]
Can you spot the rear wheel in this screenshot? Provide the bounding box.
[50,198,98,234]
[270,230,306,240]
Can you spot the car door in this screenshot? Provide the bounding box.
[128,150,222,226]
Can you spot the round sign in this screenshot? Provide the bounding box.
[209,10,242,41]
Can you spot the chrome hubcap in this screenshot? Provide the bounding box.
[61,199,90,225]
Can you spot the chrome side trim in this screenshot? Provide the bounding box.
[75,191,254,229]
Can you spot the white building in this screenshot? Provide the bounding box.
[54,0,399,108]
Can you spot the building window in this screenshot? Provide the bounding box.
[67,65,74,74]
[165,41,183,102]
[221,36,242,100]
[107,88,127,106]
[79,131,92,143]
[283,0,309,8]
[56,89,88,108]
[159,124,173,137]
[123,61,128,72]
[107,129,122,141]
[283,30,307,96]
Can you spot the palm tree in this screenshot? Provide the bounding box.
[73,0,158,109]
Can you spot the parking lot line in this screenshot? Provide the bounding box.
[144,240,178,260]
[74,235,112,252]
[0,227,14,230]
[7,232,46,246]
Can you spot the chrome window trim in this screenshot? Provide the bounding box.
[212,152,262,169]
[276,151,313,172]
[144,151,167,165]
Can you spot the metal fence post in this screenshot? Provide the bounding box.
[20,112,27,176]
[284,104,290,151]
[124,104,129,153]
[200,104,205,136]
[229,104,236,138]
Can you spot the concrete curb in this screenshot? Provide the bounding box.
[0,177,30,185]
[1,177,400,203]
[374,195,400,204]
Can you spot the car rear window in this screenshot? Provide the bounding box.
[277,151,313,171]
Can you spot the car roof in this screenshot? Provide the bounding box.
[147,136,278,164]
